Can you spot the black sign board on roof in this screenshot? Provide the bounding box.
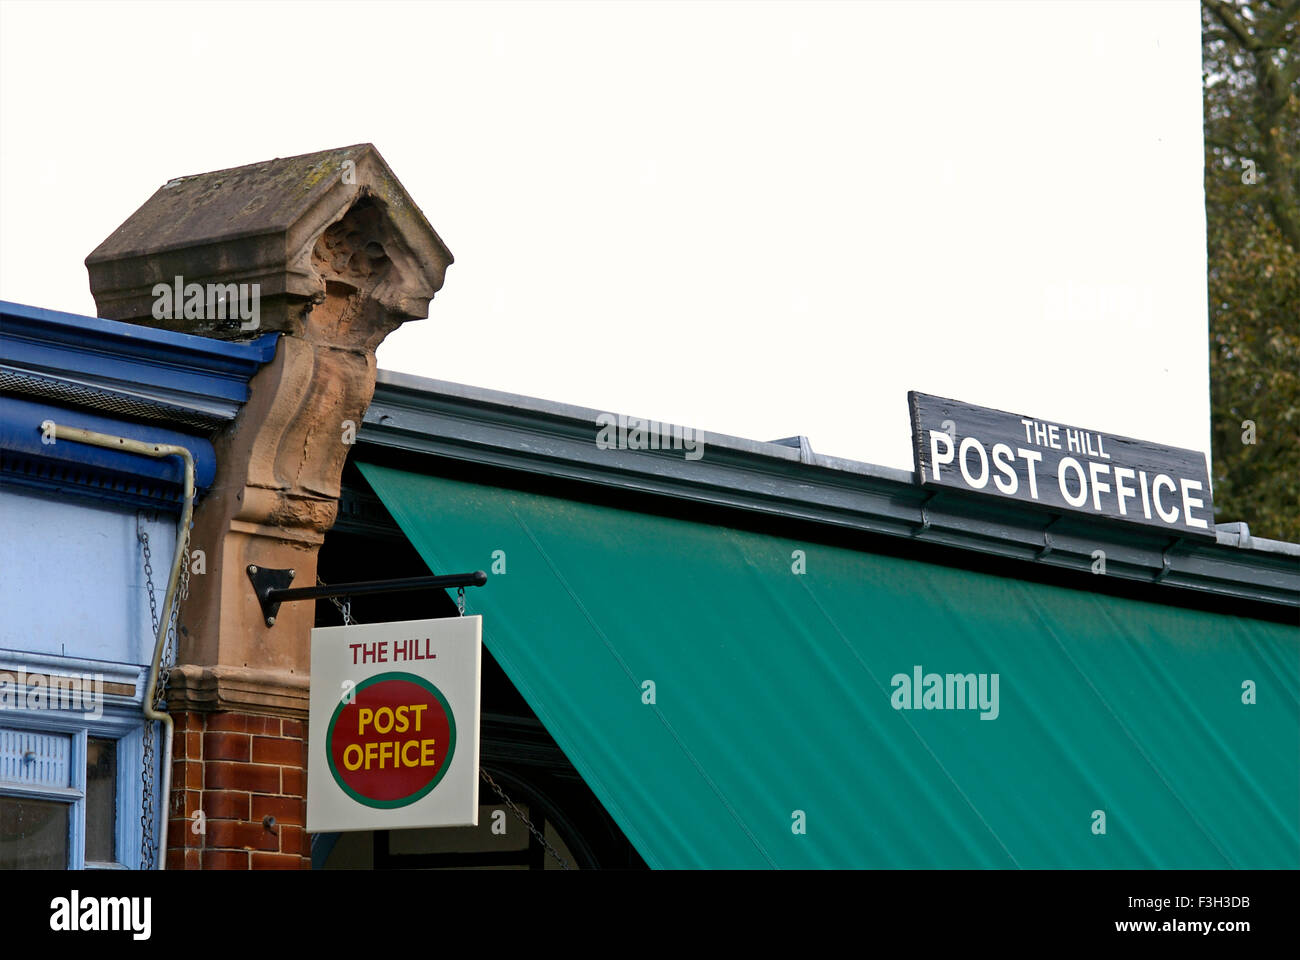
[908,392,1216,539]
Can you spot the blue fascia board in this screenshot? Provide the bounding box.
[0,300,278,407]
[0,395,216,491]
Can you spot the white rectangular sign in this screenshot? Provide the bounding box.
[307,616,481,833]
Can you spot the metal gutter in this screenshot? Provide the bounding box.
[358,370,1299,612]
[0,300,279,427]
[1216,521,1300,557]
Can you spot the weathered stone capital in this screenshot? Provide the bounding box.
[86,143,452,339]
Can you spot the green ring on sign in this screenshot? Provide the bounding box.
[326,671,458,809]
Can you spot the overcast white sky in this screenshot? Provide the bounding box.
[0,0,1209,472]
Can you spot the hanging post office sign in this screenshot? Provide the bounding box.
[307,616,481,833]
[908,392,1216,539]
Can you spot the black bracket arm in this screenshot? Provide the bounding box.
[247,565,488,627]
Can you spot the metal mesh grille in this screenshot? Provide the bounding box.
[0,369,224,431]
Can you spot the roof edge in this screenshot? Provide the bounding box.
[361,369,1300,612]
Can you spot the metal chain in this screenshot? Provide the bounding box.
[313,583,565,868]
[136,511,190,870]
[136,513,158,869]
[139,513,159,638]
[158,528,192,707]
[480,769,571,870]
[318,577,355,625]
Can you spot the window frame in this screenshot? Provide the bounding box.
[1,696,149,870]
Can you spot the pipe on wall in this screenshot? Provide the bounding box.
[46,421,195,870]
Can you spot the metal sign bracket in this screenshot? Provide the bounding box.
[247,566,487,627]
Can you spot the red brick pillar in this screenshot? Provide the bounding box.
[167,711,310,869]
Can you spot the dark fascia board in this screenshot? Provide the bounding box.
[0,300,279,424]
[358,369,1300,611]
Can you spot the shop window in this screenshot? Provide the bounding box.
[0,725,137,869]
[316,803,582,870]
[315,766,595,870]
[0,796,69,869]
[85,737,118,865]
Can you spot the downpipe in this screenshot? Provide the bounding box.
[47,422,195,870]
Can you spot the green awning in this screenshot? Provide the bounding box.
[358,462,1300,869]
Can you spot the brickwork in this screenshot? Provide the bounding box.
[166,711,310,870]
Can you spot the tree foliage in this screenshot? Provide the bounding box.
[1202,0,1300,542]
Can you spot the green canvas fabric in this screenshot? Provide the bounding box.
[358,462,1300,869]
